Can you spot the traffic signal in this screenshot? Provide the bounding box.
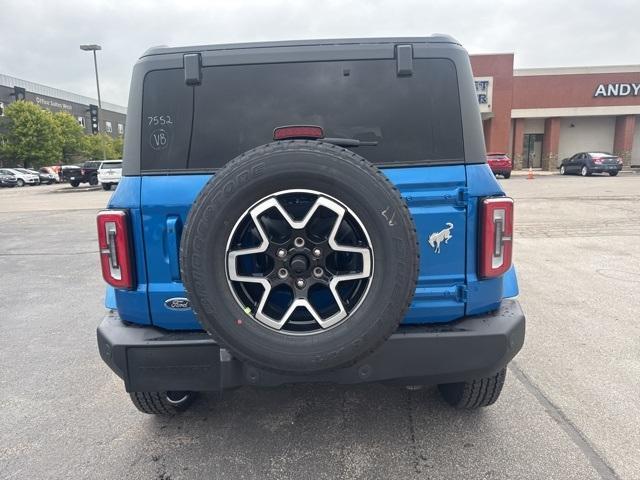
[89,104,99,134]
[13,86,26,101]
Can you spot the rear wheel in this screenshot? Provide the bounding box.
[438,367,507,409]
[609,171,618,177]
[129,391,197,415]
[89,176,99,186]
[70,180,80,187]
[581,165,590,177]
[16,179,25,187]
[102,183,112,191]
[502,172,511,179]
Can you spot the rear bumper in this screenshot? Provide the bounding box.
[488,165,512,175]
[98,176,121,183]
[97,300,525,392]
[591,165,622,173]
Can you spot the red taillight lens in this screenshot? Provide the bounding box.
[97,210,134,289]
[81,168,85,175]
[479,197,514,279]
[593,158,603,164]
[273,125,324,140]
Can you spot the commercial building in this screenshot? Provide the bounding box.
[0,73,126,137]
[470,55,640,170]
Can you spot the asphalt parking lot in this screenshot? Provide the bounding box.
[1,175,639,480]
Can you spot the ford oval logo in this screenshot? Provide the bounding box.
[164,297,191,310]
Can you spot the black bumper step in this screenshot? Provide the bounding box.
[97,300,525,392]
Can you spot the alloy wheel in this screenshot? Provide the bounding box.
[226,190,374,334]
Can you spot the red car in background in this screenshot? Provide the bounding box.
[486,152,512,179]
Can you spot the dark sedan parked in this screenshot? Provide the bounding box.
[0,172,18,187]
[559,152,623,177]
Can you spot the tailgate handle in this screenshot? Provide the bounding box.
[166,216,183,281]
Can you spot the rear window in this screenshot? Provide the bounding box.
[101,161,122,169]
[141,58,464,171]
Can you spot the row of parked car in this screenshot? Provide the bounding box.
[61,160,123,190]
[0,167,56,187]
[485,151,624,178]
[0,160,122,190]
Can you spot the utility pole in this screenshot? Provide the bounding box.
[80,44,107,161]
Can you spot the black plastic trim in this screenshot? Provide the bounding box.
[141,36,461,58]
[97,300,525,392]
[134,158,476,176]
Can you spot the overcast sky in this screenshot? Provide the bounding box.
[1,0,638,107]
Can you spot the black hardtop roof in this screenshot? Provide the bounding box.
[141,35,460,58]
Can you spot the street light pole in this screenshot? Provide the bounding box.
[80,44,106,161]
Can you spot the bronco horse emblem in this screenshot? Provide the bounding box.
[428,222,453,254]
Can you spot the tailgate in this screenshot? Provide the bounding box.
[139,165,468,330]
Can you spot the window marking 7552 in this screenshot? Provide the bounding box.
[147,115,173,127]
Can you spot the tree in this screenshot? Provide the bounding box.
[0,101,62,168]
[81,133,119,160]
[112,135,124,158]
[53,111,85,163]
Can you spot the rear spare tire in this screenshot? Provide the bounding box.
[181,141,419,374]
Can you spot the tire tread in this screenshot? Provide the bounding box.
[438,367,507,409]
[129,391,194,415]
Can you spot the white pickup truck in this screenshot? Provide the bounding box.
[97,160,122,191]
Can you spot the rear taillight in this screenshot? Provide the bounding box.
[593,158,603,164]
[479,197,514,279]
[97,210,134,289]
[81,168,85,175]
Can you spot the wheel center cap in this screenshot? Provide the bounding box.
[290,254,309,274]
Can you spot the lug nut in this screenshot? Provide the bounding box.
[276,248,287,258]
[313,267,323,278]
[312,248,321,257]
[294,237,305,248]
[277,268,288,279]
[296,278,305,288]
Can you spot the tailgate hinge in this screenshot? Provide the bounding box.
[396,44,413,76]
[455,187,469,207]
[455,285,467,303]
[184,53,202,86]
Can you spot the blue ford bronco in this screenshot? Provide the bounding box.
[96,36,525,415]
